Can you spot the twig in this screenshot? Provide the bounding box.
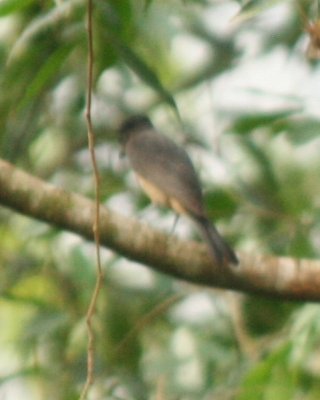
[79,0,104,399]
[112,294,181,357]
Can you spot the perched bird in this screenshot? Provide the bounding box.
[119,115,238,267]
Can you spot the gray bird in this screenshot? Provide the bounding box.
[119,115,238,267]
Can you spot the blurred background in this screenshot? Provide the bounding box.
[1,0,320,399]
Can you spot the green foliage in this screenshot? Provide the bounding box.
[1,0,320,399]
[238,344,296,400]
[0,0,35,16]
[234,0,286,22]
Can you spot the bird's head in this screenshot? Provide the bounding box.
[119,115,152,145]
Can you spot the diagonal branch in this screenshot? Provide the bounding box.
[0,158,320,302]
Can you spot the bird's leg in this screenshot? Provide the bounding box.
[170,214,180,235]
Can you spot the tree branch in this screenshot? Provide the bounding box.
[0,158,319,302]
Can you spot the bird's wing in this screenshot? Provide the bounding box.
[126,128,204,217]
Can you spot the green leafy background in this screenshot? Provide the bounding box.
[1,0,320,399]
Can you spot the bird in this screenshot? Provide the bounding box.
[119,115,238,267]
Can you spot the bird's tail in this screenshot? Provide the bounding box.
[193,216,238,267]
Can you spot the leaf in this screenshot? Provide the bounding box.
[230,110,296,135]
[243,298,295,336]
[143,0,154,11]
[91,0,133,74]
[233,0,284,23]
[115,40,179,114]
[274,117,320,144]
[230,112,320,143]
[7,0,83,63]
[238,344,294,400]
[205,189,238,220]
[17,44,72,111]
[96,0,179,116]
[241,137,280,194]
[0,0,34,17]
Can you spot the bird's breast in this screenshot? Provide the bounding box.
[136,175,188,215]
